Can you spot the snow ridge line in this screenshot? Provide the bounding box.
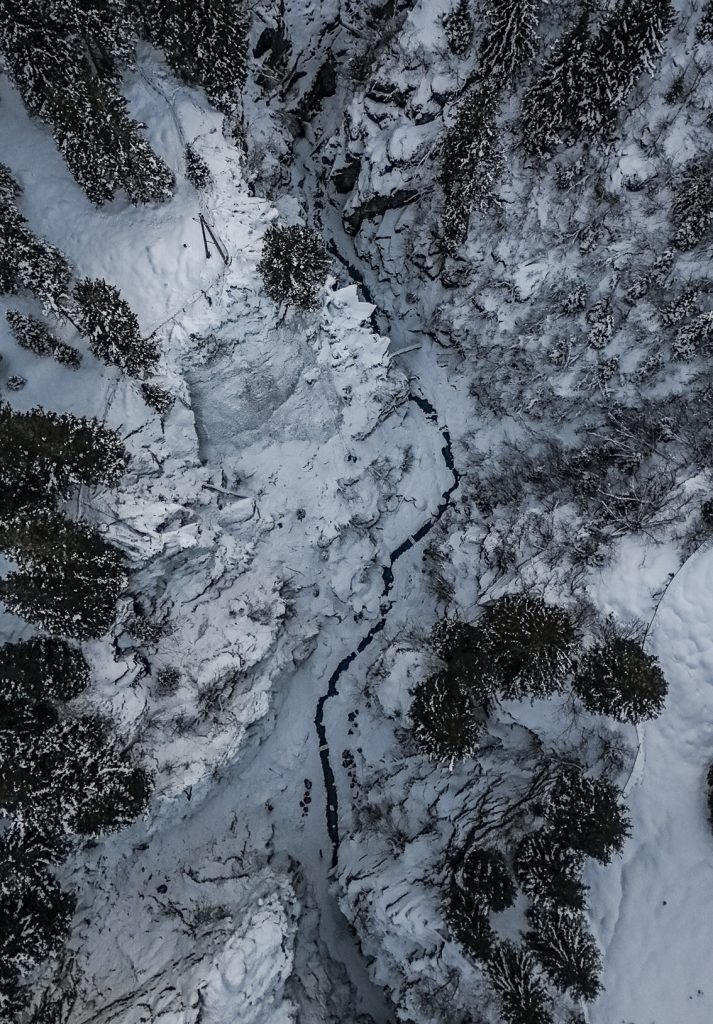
[315,391,461,868]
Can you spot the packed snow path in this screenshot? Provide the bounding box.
[316,392,461,866]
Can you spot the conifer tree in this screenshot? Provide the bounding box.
[486,941,553,1024]
[699,2,713,42]
[544,767,631,864]
[0,192,72,310]
[478,0,541,88]
[0,638,89,703]
[0,403,128,509]
[0,511,128,639]
[0,712,151,833]
[573,638,668,723]
[0,162,22,204]
[476,594,578,700]
[583,0,675,135]
[258,225,331,310]
[431,617,497,703]
[136,0,249,113]
[458,846,516,911]
[447,886,495,960]
[6,310,82,368]
[526,904,602,1001]
[410,673,481,764]
[514,834,587,910]
[671,155,713,250]
[520,11,592,154]
[441,86,503,245]
[184,143,213,190]
[0,0,174,205]
[74,277,159,375]
[444,0,474,58]
[0,822,75,1014]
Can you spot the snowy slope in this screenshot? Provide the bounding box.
[587,545,713,1024]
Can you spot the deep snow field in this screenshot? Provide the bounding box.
[3,2,713,1024]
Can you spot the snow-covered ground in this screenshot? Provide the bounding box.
[4,3,713,1022]
[587,544,713,1024]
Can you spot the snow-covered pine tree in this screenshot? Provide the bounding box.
[60,0,136,77]
[520,10,592,154]
[0,712,151,833]
[457,846,516,912]
[258,224,331,310]
[410,673,482,764]
[136,0,249,114]
[55,77,175,205]
[0,403,129,508]
[0,638,89,703]
[431,617,497,704]
[184,143,213,190]
[0,510,128,640]
[514,833,587,910]
[476,594,579,699]
[573,638,668,723]
[0,823,75,1016]
[698,1,713,42]
[6,310,82,368]
[141,380,175,414]
[73,277,159,375]
[0,0,173,205]
[440,86,503,246]
[525,903,602,1001]
[444,0,474,58]
[0,191,72,311]
[544,767,631,863]
[583,0,675,135]
[0,162,22,204]
[478,0,541,88]
[672,311,713,359]
[671,154,713,250]
[447,887,495,959]
[486,940,553,1024]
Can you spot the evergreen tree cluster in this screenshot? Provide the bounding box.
[0,1,251,203]
[477,0,540,89]
[0,0,174,205]
[445,763,629,1013]
[522,1,675,154]
[411,594,668,765]
[440,87,503,245]
[73,277,159,377]
[0,638,151,1012]
[443,0,474,58]
[0,170,71,311]
[670,155,713,250]
[0,402,128,509]
[699,2,713,43]
[135,0,249,115]
[258,224,331,310]
[6,311,82,369]
[1,164,159,378]
[0,820,75,1018]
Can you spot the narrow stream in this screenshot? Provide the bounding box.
[315,392,461,867]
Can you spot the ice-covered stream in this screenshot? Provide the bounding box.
[316,391,461,867]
